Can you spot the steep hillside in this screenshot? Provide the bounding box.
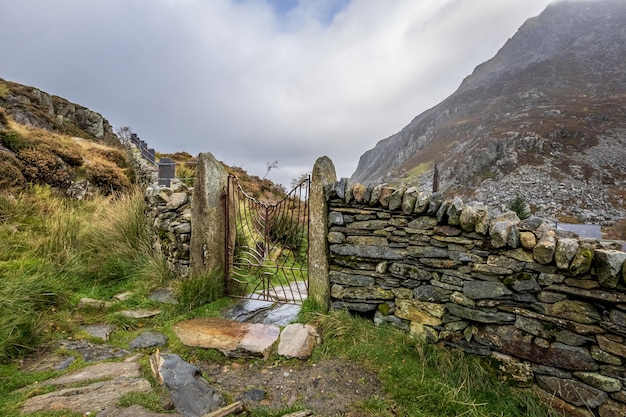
[351,0,626,225]
[0,79,130,194]
[0,78,287,200]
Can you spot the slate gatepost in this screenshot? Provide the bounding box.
[190,152,231,288]
[308,156,337,312]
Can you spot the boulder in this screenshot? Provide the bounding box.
[277,324,321,359]
[595,250,626,288]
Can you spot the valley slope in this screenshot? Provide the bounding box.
[351,0,626,224]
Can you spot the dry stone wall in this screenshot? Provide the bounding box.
[126,140,157,185]
[326,181,626,416]
[145,182,193,279]
[126,140,192,279]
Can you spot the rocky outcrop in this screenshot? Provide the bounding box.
[325,179,626,416]
[0,77,116,141]
[351,0,626,224]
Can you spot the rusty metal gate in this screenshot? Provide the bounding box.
[224,174,310,304]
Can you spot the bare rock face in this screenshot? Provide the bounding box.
[351,0,626,225]
[0,78,116,141]
[173,317,280,359]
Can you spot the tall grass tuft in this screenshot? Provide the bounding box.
[0,185,170,361]
[81,186,165,285]
[177,268,225,312]
[0,264,68,360]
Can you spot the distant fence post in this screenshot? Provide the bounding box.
[308,156,337,312]
[158,158,176,186]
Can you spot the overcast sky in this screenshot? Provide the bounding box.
[0,0,556,187]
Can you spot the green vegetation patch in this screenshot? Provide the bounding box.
[307,310,556,417]
[0,82,9,99]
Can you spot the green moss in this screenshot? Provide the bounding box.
[378,303,390,315]
[478,170,497,180]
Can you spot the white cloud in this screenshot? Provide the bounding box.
[0,0,554,187]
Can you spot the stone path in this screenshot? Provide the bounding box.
[14,297,319,416]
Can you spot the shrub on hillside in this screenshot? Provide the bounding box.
[508,195,531,220]
[0,151,25,188]
[91,147,128,168]
[17,148,73,187]
[86,161,131,194]
[46,143,84,167]
[0,130,34,152]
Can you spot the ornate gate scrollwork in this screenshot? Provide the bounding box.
[225,175,309,304]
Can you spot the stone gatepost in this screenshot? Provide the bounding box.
[308,156,337,312]
[190,153,229,281]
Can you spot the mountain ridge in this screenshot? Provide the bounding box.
[351,0,626,225]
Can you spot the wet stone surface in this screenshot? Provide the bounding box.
[223,299,301,326]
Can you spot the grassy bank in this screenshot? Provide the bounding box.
[0,185,169,361]
[309,310,556,417]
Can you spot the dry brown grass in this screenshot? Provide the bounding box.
[0,151,25,188]
[603,219,626,240]
[0,117,132,193]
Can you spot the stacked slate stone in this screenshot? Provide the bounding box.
[126,140,157,185]
[145,182,193,278]
[326,180,626,416]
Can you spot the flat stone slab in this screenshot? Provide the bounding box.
[113,291,134,302]
[82,324,116,341]
[250,281,308,303]
[78,297,114,309]
[119,309,162,318]
[59,340,130,362]
[99,405,181,417]
[173,317,280,359]
[149,288,179,305]
[21,378,152,414]
[264,303,301,326]
[42,362,143,386]
[20,352,75,372]
[129,331,168,349]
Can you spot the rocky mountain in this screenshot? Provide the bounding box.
[0,78,117,143]
[351,0,626,225]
